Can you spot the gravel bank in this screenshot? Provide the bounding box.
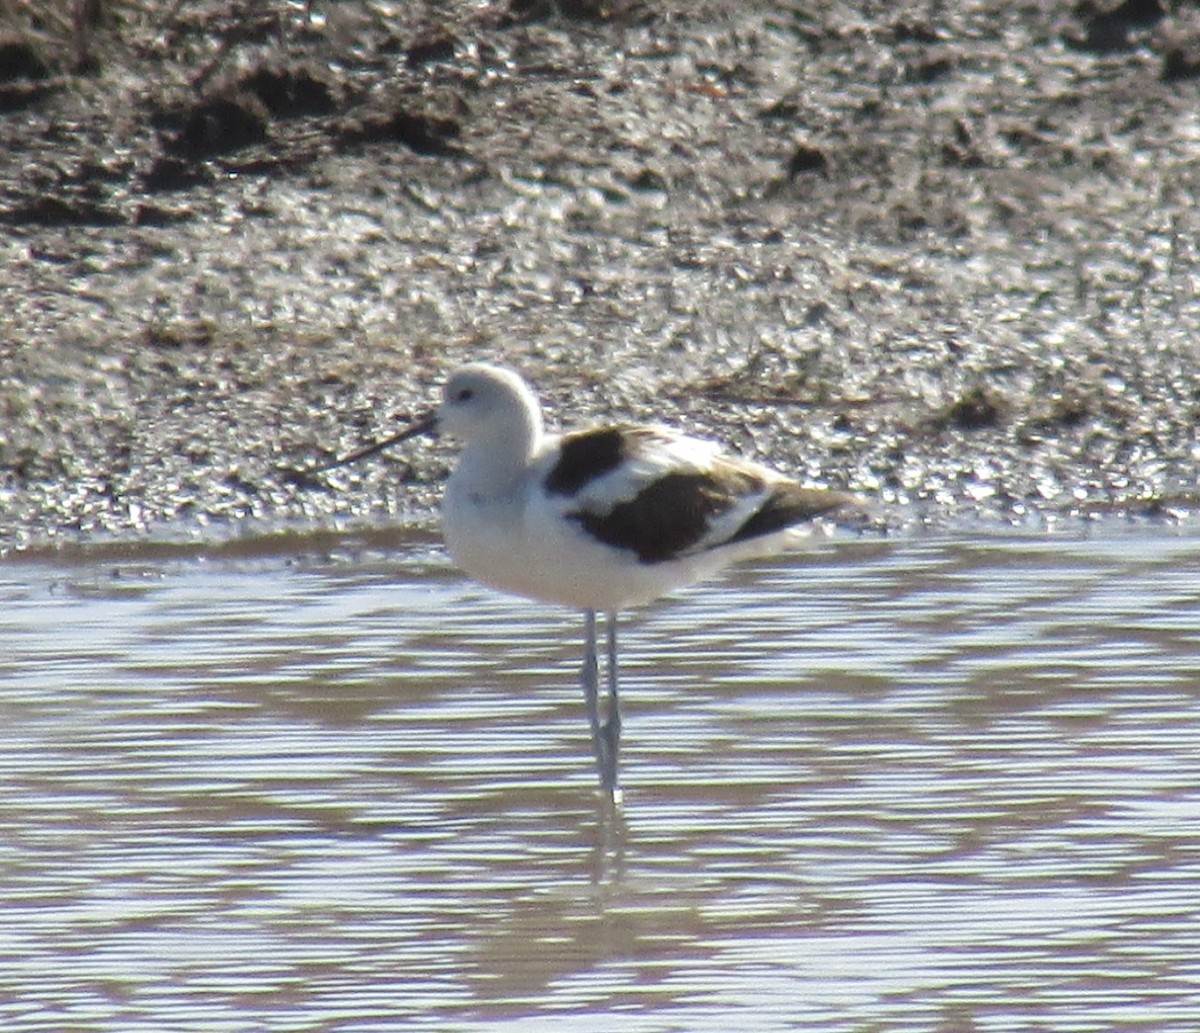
[2,0,1198,554]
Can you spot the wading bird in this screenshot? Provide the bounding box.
[319,363,858,801]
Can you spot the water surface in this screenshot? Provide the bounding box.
[2,531,1199,1031]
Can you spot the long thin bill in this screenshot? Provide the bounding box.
[312,410,438,474]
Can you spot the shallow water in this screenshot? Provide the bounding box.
[2,530,1199,1032]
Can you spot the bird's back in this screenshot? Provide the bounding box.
[442,422,855,611]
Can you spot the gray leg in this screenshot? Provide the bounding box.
[581,610,606,784]
[601,612,622,795]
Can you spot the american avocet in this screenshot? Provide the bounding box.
[323,363,858,800]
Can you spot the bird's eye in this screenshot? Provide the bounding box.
[455,388,474,403]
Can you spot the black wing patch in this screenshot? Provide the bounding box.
[551,426,856,564]
[570,469,760,564]
[544,425,667,497]
[543,427,628,496]
[572,471,853,565]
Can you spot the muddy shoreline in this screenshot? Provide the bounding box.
[2,1,1198,555]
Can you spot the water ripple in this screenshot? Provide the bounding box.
[1,532,1199,1030]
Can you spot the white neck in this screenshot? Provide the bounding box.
[455,399,544,498]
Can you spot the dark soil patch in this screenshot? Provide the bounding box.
[930,386,1012,434]
[238,64,343,118]
[0,36,49,81]
[0,36,57,111]
[335,94,465,155]
[405,31,460,69]
[167,91,271,157]
[1065,0,1166,53]
[138,154,214,194]
[0,191,122,226]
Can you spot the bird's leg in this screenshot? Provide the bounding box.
[581,609,608,786]
[601,611,622,797]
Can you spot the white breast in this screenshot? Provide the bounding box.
[441,462,717,611]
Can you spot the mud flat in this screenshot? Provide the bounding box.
[2,1,1198,553]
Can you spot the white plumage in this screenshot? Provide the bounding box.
[445,429,787,612]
